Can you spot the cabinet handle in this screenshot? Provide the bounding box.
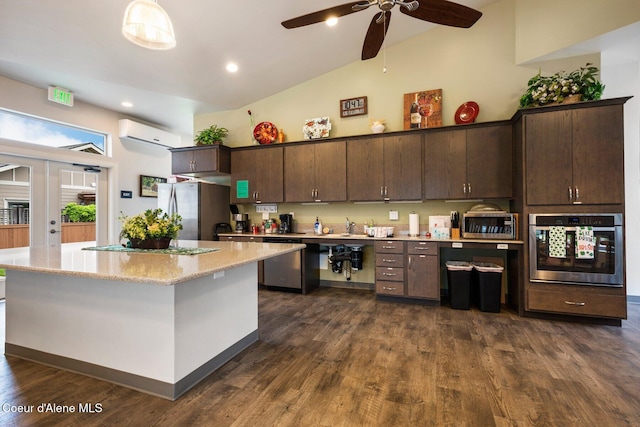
[564,300,586,307]
[414,247,430,251]
[382,272,397,276]
[380,186,384,197]
[468,182,472,194]
[463,183,467,194]
[575,187,580,202]
[382,245,396,249]
[568,187,573,202]
[382,286,397,291]
[384,186,388,197]
[382,258,396,263]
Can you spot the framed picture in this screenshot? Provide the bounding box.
[340,96,367,118]
[403,89,443,129]
[139,175,166,198]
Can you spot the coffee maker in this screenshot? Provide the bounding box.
[279,214,293,234]
[233,213,249,233]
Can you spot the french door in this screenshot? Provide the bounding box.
[0,154,109,247]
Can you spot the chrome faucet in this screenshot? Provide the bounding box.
[346,217,355,234]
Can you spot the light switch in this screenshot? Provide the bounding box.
[389,210,399,221]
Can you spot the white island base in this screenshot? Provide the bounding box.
[5,263,258,400]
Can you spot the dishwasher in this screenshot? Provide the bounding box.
[262,237,319,294]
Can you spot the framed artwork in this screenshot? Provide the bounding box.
[340,96,368,118]
[139,175,166,198]
[403,89,443,130]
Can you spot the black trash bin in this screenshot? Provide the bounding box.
[446,261,473,310]
[472,262,504,313]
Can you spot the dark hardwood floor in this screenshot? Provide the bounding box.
[1,288,639,426]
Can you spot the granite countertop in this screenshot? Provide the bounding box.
[218,232,524,245]
[0,240,305,286]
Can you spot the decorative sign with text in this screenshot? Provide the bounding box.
[340,96,367,118]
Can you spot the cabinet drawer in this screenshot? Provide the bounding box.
[376,253,404,267]
[527,288,627,319]
[375,240,404,253]
[376,267,404,282]
[407,241,438,255]
[376,280,405,296]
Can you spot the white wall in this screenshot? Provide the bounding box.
[0,75,175,237]
[602,60,640,298]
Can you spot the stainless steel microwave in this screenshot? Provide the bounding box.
[462,212,516,240]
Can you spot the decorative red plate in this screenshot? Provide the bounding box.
[455,102,479,124]
[253,122,278,144]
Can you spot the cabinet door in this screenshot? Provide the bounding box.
[284,144,315,202]
[171,150,194,175]
[314,140,347,202]
[383,135,422,200]
[407,254,439,300]
[571,105,624,205]
[347,138,385,201]
[424,130,466,199]
[525,111,573,205]
[466,125,512,198]
[230,149,256,204]
[254,146,284,203]
[192,147,220,174]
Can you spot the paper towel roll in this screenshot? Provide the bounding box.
[409,213,420,237]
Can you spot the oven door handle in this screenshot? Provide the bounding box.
[531,226,618,232]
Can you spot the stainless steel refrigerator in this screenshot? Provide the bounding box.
[157,182,230,240]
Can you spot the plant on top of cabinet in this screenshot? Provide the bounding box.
[519,63,605,108]
[194,125,229,145]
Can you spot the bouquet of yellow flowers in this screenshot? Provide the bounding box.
[119,209,182,242]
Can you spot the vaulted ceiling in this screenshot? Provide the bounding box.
[0,0,498,135]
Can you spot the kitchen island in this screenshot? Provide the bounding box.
[0,240,305,400]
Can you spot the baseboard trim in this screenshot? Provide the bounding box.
[5,330,258,400]
[628,295,640,304]
[319,279,374,291]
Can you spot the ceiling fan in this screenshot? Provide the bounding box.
[282,0,482,60]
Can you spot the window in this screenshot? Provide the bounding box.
[0,108,106,155]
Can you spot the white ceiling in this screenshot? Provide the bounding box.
[0,0,498,136]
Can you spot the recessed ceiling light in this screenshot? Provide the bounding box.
[121,101,133,108]
[326,17,338,26]
[226,63,238,73]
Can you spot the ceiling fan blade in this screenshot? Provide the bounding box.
[362,11,391,60]
[400,0,482,28]
[282,2,368,29]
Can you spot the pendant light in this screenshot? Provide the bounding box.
[122,0,176,50]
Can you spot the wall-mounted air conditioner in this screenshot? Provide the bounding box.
[118,119,181,149]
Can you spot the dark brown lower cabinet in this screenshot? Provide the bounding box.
[406,242,439,300]
[375,241,405,296]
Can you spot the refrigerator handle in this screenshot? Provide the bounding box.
[168,185,178,216]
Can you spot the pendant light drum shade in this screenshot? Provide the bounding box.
[122,0,176,50]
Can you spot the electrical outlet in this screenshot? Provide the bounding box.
[389,210,399,221]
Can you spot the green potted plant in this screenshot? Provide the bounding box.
[119,209,182,249]
[194,124,229,145]
[519,63,605,108]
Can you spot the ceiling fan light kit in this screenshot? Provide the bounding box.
[122,0,176,50]
[282,0,482,60]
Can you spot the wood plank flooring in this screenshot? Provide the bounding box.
[1,288,639,426]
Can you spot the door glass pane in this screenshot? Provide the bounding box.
[0,162,31,248]
[58,166,97,244]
